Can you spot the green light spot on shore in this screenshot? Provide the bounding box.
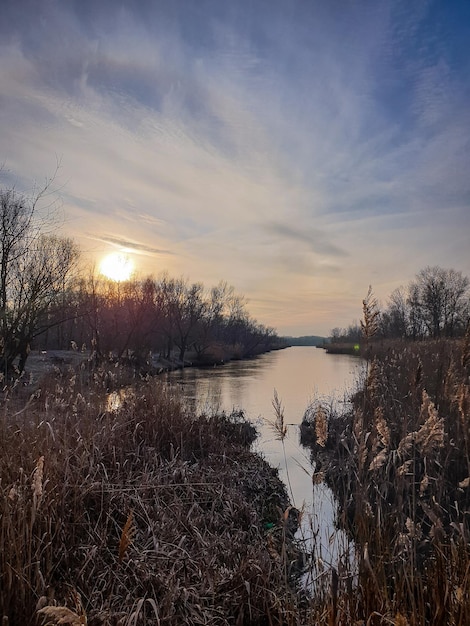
[354,344,360,352]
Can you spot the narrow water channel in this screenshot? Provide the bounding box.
[164,346,363,579]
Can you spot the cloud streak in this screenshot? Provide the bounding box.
[90,235,174,257]
[265,222,349,259]
[0,0,469,334]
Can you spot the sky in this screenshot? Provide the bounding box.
[1,0,469,336]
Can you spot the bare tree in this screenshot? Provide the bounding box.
[381,287,409,338]
[0,183,80,378]
[409,266,469,338]
[157,275,208,362]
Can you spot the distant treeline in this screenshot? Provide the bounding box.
[330,266,470,343]
[39,275,283,366]
[283,335,327,346]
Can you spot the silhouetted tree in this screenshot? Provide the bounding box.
[380,287,409,338]
[0,183,80,377]
[409,266,469,338]
[334,266,470,343]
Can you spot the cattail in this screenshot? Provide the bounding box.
[314,405,328,447]
[369,448,388,471]
[365,359,381,400]
[353,407,364,441]
[118,511,135,563]
[357,440,368,472]
[416,390,444,455]
[374,406,390,448]
[272,389,287,441]
[32,456,45,502]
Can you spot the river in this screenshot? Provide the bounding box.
[164,346,363,580]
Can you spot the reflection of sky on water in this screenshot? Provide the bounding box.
[165,346,363,575]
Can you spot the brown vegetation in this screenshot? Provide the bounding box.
[4,321,469,624]
[301,334,470,624]
[1,362,304,625]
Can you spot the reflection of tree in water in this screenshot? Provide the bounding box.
[166,361,259,416]
[165,348,362,581]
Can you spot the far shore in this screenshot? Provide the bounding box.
[21,344,288,385]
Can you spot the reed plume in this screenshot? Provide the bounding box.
[32,455,45,500]
[37,606,85,626]
[374,406,390,448]
[118,511,135,563]
[314,405,328,447]
[361,285,380,342]
[416,390,444,455]
[31,455,45,520]
[272,389,287,441]
[369,448,388,471]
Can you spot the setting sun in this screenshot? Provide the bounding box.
[100,253,134,282]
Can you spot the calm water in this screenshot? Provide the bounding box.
[164,346,363,572]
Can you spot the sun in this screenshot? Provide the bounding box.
[99,253,134,282]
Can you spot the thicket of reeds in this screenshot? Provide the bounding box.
[301,332,470,624]
[1,363,305,625]
[4,330,470,625]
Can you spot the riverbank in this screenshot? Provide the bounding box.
[1,364,308,624]
[21,343,288,386]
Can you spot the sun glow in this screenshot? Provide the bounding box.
[100,253,134,282]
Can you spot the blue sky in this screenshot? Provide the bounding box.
[1,0,469,335]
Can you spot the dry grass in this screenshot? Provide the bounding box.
[0,362,306,625]
[301,337,470,624]
[5,336,469,624]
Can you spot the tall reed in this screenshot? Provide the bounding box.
[302,337,470,624]
[1,362,302,624]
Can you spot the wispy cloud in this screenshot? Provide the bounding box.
[0,0,469,334]
[265,222,348,259]
[90,235,174,257]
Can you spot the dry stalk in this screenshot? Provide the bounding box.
[118,511,135,563]
[37,606,85,626]
[272,389,287,441]
[314,405,328,447]
[361,285,380,343]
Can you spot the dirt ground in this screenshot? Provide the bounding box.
[14,350,87,387]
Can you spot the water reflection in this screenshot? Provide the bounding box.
[164,346,363,577]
